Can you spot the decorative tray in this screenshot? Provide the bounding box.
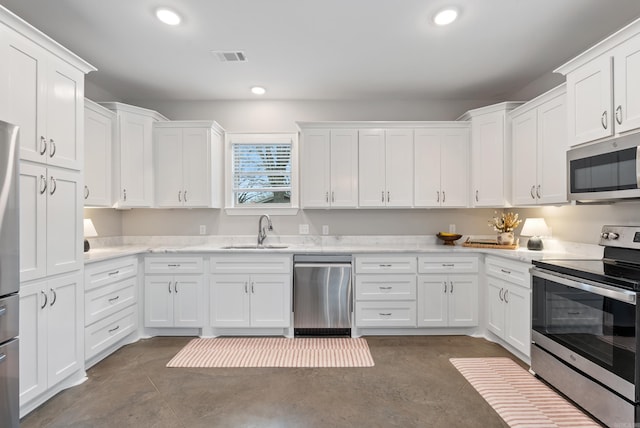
[461,237,519,250]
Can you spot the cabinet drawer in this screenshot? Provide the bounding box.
[485,256,530,288]
[355,256,417,274]
[355,301,416,327]
[355,275,416,301]
[85,277,137,326]
[85,257,138,291]
[145,256,203,274]
[418,256,478,274]
[210,255,291,274]
[85,305,138,360]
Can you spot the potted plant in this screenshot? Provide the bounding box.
[488,211,522,245]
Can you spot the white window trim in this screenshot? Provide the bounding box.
[225,132,299,216]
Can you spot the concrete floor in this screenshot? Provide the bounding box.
[21,336,523,428]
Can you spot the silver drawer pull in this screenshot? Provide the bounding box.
[379,286,392,290]
[568,311,581,315]
[167,264,181,267]
[378,264,392,268]
[379,313,392,316]
[108,270,120,276]
[108,296,120,303]
[108,325,120,334]
[442,263,454,267]
[500,269,511,275]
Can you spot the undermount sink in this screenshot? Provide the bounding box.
[220,244,289,250]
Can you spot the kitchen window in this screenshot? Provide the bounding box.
[225,133,299,214]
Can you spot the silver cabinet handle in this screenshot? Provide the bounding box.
[108,295,120,303]
[50,288,57,306]
[500,268,512,275]
[499,288,504,301]
[40,290,48,309]
[167,264,181,268]
[504,289,509,303]
[178,191,182,202]
[174,282,178,293]
[450,281,454,293]
[251,282,255,294]
[378,264,392,268]
[536,185,541,199]
[325,192,329,203]
[40,175,47,195]
[601,110,608,129]
[49,176,57,195]
[123,189,127,201]
[244,282,248,293]
[332,191,335,203]
[475,190,479,202]
[108,270,120,276]
[379,313,392,316]
[381,190,384,203]
[184,190,187,202]
[443,282,447,293]
[108,325,120,334]
[168,281,172,293]
[530,185,535,199]
[387,191,390,203]
[436,191,440,202]
[616,105,623,125]
[442,263,454,267]
[379,286,392,290]
[49,139,56,158]
[40,136,47,155]
[84,185,89,200]
[442,191,445,203]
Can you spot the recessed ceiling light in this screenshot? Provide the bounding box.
[251,86,266,95]
[433,8,458,26]
[156,8,181,26]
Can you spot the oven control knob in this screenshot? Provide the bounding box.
[608,232,619,240]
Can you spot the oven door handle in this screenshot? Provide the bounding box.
[532,269,637,305]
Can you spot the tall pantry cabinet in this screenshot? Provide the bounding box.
[0,6,95,417]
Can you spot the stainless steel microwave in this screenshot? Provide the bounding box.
[568,133,640,202]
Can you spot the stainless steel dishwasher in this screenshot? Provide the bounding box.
[293,254,352,336]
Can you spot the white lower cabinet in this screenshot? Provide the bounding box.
[84,257,138,364]
[485,256,531,357]
[210,255,292,330]
[144,275,204,327]
[19,272,82,406]
[417,274,478,327]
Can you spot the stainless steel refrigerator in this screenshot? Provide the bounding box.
[0,120,20,427]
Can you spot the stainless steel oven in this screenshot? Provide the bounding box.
[531,225,640,427]
[568,132,640,201]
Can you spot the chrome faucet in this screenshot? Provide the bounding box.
[257,214,273,247]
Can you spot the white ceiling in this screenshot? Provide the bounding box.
[3,0,640,102]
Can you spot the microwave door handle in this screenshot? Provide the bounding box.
[533,269,637,304]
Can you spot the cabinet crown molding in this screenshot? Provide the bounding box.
[153,120,225,135]
[509,83,566,117]
[555,16,640,76]
[296,121,469,130]
[98,102,169,122]
[457,102,525,121]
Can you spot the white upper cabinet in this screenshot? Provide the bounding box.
[153,121,224,208]
[461,103,522,207]
[300,128,358,208]
[414,125,469,208]
[84,99,115,207]
[2,15,94,171]
[557,24,640,146]
[511,85,567,206]
[359,129,413,208]
[100,102,168,208]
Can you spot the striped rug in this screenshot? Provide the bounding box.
[167,337,375,368]
[450,357,600,427]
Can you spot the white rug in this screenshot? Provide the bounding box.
[167,337,375,368]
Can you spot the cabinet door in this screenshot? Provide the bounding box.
[511,109,538,206]
[566,55,613,146]
[447,275,478,327]
[414,130,442,207]
[19,281,48,404]
[300,129,330,208]
[486,277,506,338]
[118,112,154,207]
[358,129,386,207]
[250,274,291,328]
[19,162,47,282]
[173,275,204,327]
[537,94,567,204]
[182,128,211,207]
[46,168,82,276]
[144,276,174,327]
[614,33,640,134]
[440,129,469,207]
[330,129,359,207]
[385,129,414,207]
[417,275,448,327]
[45,59,83,170]
[154,127,183,208]
[210,275,250,327]
[471,111,506,206]
[47,273,81,387]
[84,105,113,206]
[6,32,46,164]
[504,284,531,357]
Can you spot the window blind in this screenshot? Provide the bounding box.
[231,143,292,204]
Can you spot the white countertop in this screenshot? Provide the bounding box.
[84,235,603,264]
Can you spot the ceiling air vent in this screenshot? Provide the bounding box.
[212,51,247,62]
